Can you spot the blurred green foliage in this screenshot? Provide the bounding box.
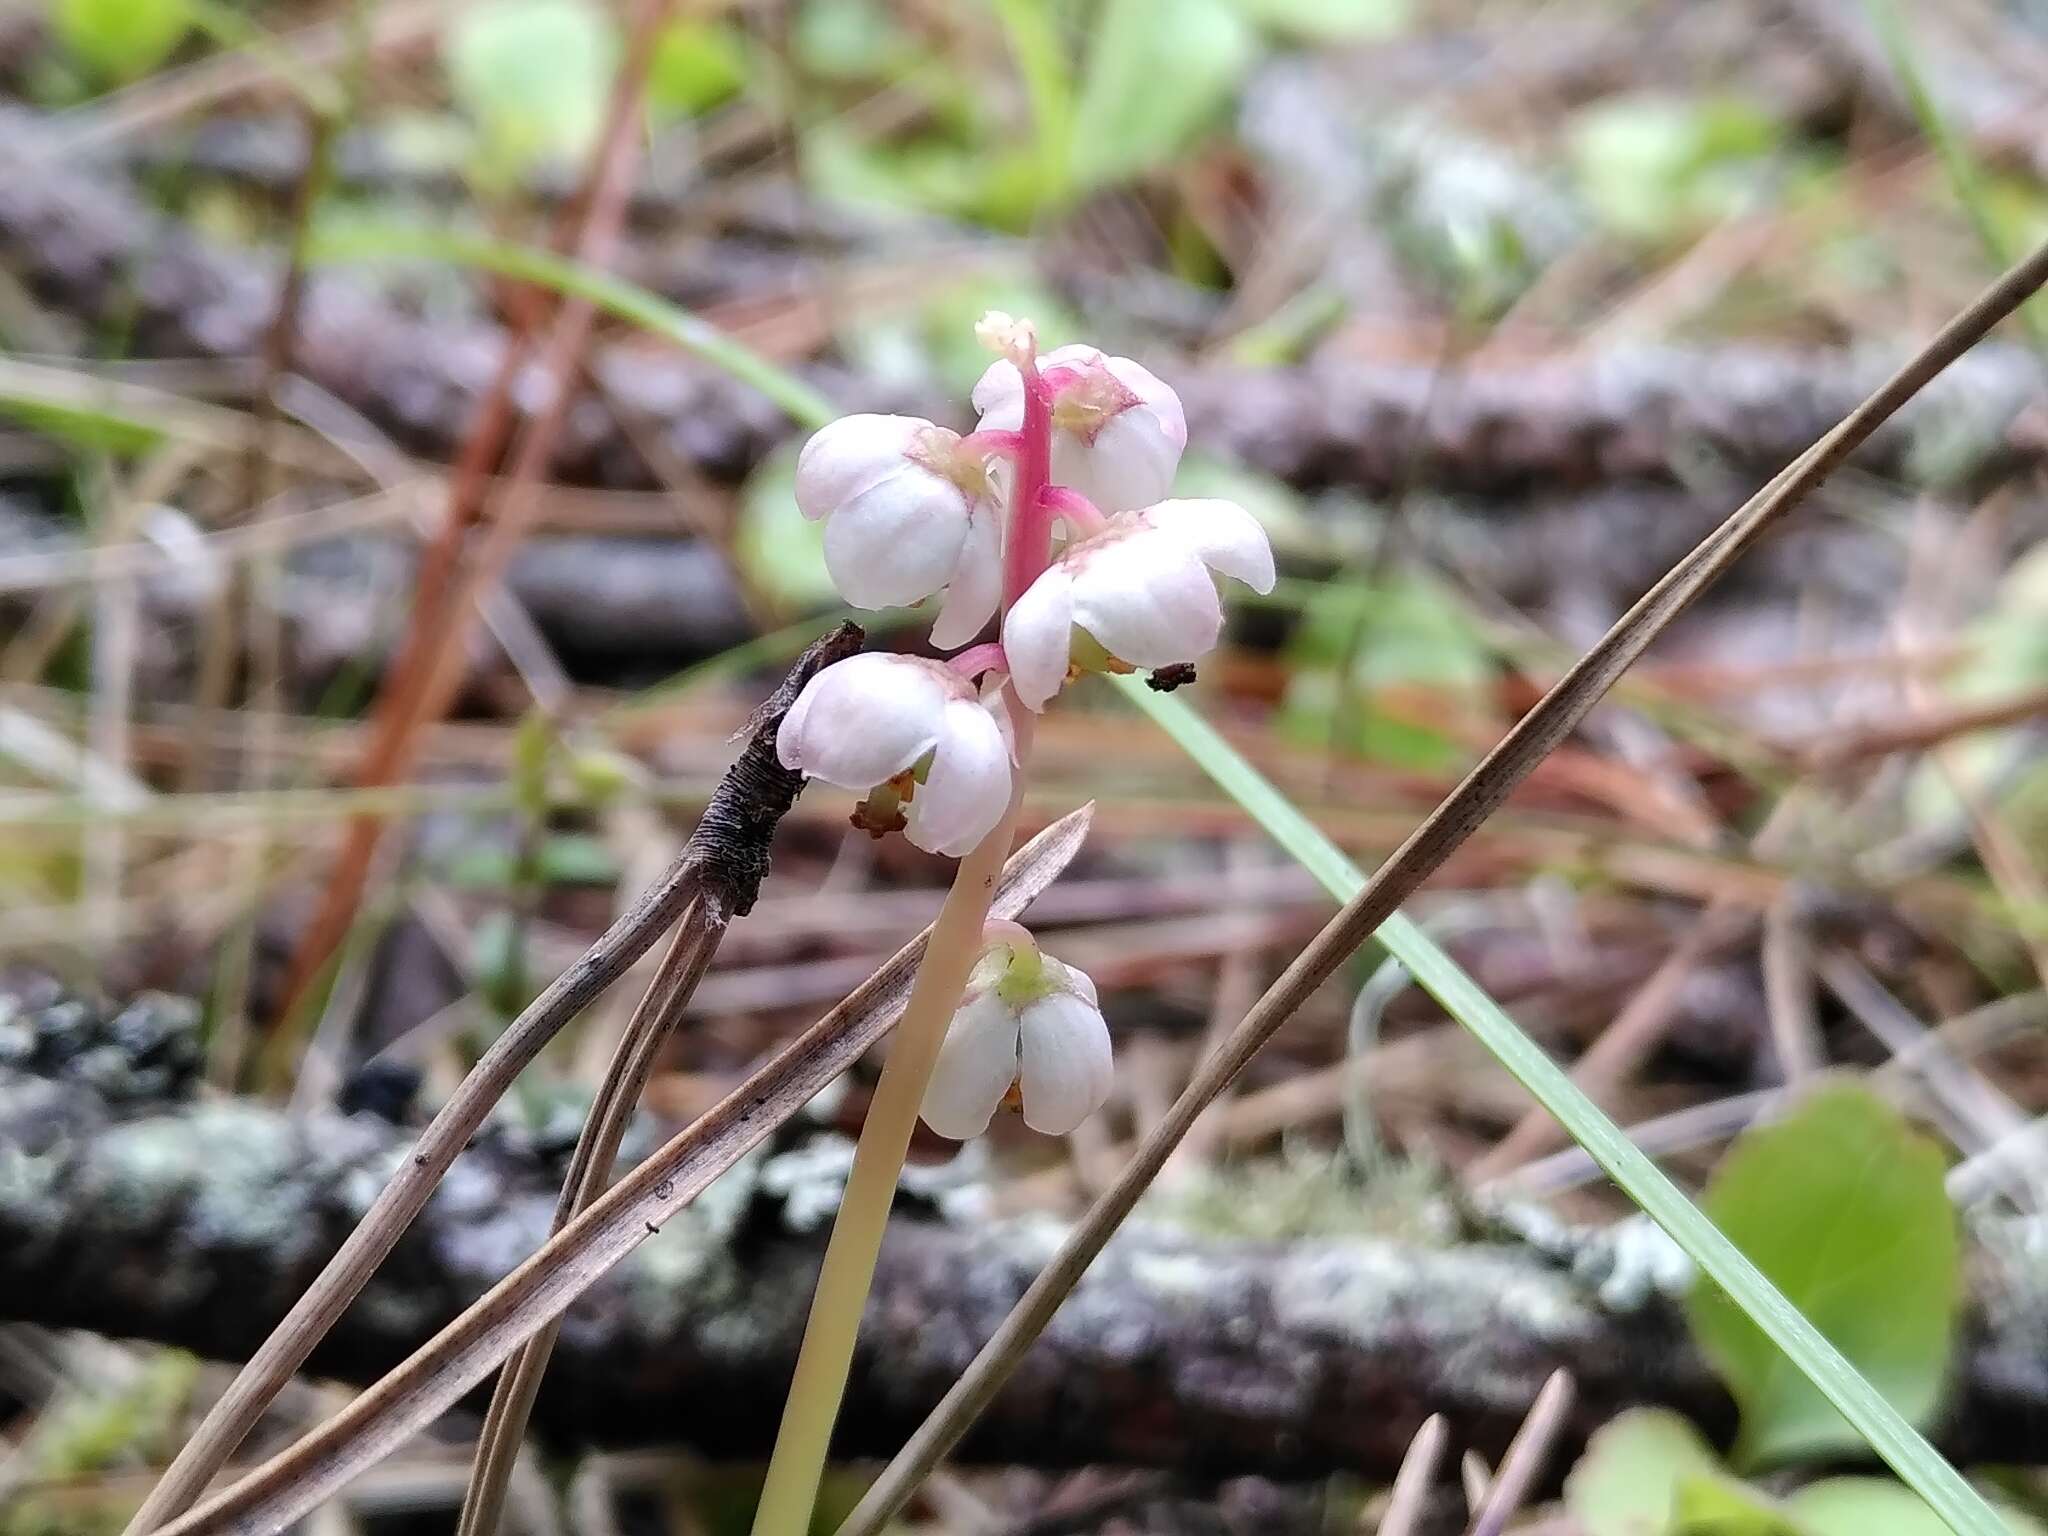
[1687,1084,1962,1468]
[444,0,620,180]
[49,0,191,84]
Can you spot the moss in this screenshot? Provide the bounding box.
[1146,1148,1457,1245]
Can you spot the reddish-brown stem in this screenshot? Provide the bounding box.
[270,0,678,1027]
[1002,361,1056,608]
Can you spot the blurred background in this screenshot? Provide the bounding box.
[0,0,2046,1532]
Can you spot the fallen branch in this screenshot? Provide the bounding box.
[3,134,2042,497]
[0,1052,2044,1484]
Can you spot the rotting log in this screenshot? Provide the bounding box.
[3,125,2044,499]
[2,993,2046,1483]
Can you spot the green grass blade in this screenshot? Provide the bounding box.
[1115,671,1999,1536]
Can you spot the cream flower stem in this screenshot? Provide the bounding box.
[748,722,1032,1536]
[752,320,1061,1536]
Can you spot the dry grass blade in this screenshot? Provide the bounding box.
[127,623,860,1534]
[1373,1414,1448,1536]
[459,897,730,1536]
[152,803,1094,1536]
[833,236,2048,1536]
[1466,1371,1574,1536]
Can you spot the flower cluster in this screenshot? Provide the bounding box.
[774,314,1274,1138]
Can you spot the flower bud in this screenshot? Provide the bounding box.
[794,413,1002,642]
[921,930,1111,1139]
[971,343,1187,514]
[775,652,1014,856]
[1001,498,1276,710]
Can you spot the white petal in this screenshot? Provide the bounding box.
[821,464,972,609]
[928,497,1003,649]
[1152,498,1276,593]
[1040,342,1109,371]
[1018,991,1113,1135]
[1067,408,1181,512]
[1044,955,1098,1008]
[774,653,954,791]
[969,359,1026,433]
[903,696,1013,856]
[1103,354,1187,452]
[1069,530,1222,669]
[999,566,1078,711]
[921,991,1020,1140]
[794,414,933,522]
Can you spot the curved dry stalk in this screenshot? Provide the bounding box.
[151,802,1093,1536]
[831,236,2048,1536]
[1466,1371,1574,1536]
[1375,1415,1449,1536]
[458,894,730,1536]
[128,621,860,1535]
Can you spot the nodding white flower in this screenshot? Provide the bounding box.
[794,413,1002,644]
[971,344,1188,514]
[776,653,1014,856]
[1001,499,1276,711]
[921,932,1111,1139]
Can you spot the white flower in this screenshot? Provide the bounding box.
[794,413,1001,644]
[922,936,1111,1138]
[1001,499,1276,710]
[776,653,1013,856]
[971,343,1188,514]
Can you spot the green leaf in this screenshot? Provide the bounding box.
[1231,0,1408,42]
[1280,573,1497,770]
[1790,1480,2043,1536]
[536,832,620,886]
[1569,94,1786,242]
[1566,1409,1729,1536]
[647,19,748,117]
[1069,0,1257,191]
[1688,1084,1962,1467]
[51,0,191,84]
[444,0,620,175]
[1672,1474,1807,1536]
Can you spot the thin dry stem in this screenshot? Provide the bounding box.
[459,895,730,1536]
[749,766,1031,1536]
[1373,1415,1448,1536]
[148,805,1093,1536]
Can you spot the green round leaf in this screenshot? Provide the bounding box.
[1790,1480,2043,1536]
[445,0,620,175]
[51,0,191,84]
[1686,1084,1963,1467]
[1566,1409,1729,1536]
[647,19,748,118]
